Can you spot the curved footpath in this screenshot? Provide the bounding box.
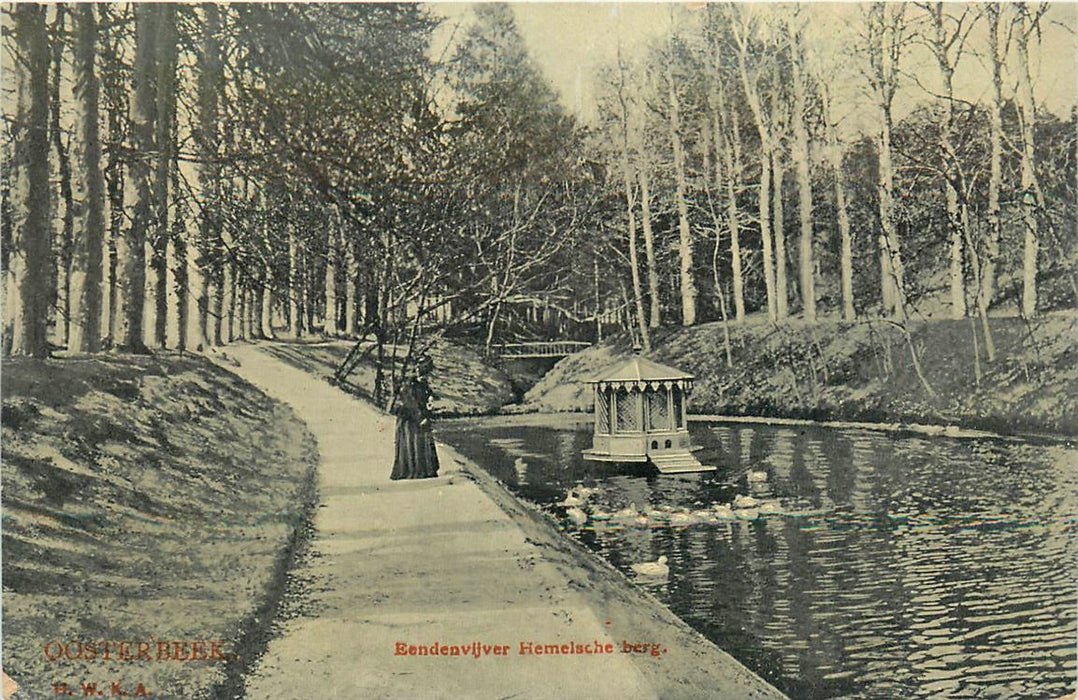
[219,344,785,700]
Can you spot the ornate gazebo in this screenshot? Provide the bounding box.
[582,350,711,474]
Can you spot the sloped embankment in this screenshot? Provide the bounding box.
[523,313,1078,436]
[2,355,318,698]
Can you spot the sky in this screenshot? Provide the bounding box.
[428,2,1078,133]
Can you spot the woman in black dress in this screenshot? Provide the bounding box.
[390,363,439,480]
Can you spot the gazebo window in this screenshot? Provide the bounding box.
[596,388,610,434]
[647,391,670,431]
[672,387,684,428]
[615,388,638,432]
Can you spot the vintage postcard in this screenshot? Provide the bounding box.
[2,2,1076,698]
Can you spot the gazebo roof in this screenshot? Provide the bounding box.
[588,355,694,385]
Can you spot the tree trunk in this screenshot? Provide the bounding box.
[983,4,1005,309]
[69,4,106,353]
[927,4,967,320]
[116,3,157,353]
[716,103,746,324]
[772,153,788,320]
[288,222,301,337]
[344,233,357,336]
[48,5,75,347]
[171,160,188,351]
[152,3,177,348]
[622,165,650,351]
[197,3,222,348]
[791,41,816,322]
[10,3,52,358]
[324,209,340,336]
[733,21,776,321]
[1015,5,1040,318]
[667,62,697,327]
[821,83,855,321]
[637,167,661,329]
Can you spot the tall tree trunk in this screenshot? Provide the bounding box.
[927,3,967,320]
[48,4,75,347]
[716,102,746,324]
[10,3,52,358]
[867,3,908,319]
[324,208,340,336]
[791,37,816,322]
[69,4,106,353]
[772,153,788,320]
[171,159,188,351]
[344,233,357,335]
[622,166,649,350]
[615,54,650,349]
[197,3,222,348]
[667,61,697,326]
[821,83,855,321]
[637,167,661,329]
[288,222,301,337]
[732,17,776,320]
[116,3,157,353]
[983,3,1005,309]
[1015,4,1040,318]
[260,264,275,339]
[152,3,177,347]
[101,7,125,348]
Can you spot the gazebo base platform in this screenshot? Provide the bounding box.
[582,449,715,474]
[582,449,648,463]
[648,452,715,474]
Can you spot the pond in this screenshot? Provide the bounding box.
[436,415,1077,700]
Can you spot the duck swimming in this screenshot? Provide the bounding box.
[630,555,669,577]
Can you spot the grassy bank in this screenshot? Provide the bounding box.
[253,337,513,416]
[1,354,318,698]
[522,312,1078,436]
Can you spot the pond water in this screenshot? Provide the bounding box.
[436,416,1077,700]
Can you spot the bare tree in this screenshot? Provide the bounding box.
[664,27,698,327]
[730,7,778,321]
[1014,2,1047,318]
[789,18,816,321]
[862,2,910,319]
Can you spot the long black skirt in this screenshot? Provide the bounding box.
[390,416,439,480]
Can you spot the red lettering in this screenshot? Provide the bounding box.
[394,642,407,656]
[190,641,207,661]
[171,642,191,661]
[110,682,127,696]
[79,681,97,696]
[44,641,62,662]
[156,642,170,661]
[208,641,226,661]
[117,642,133,661]
[136,642,151,661]
[133,682,152,697]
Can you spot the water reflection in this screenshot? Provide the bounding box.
[437,417,1077,700]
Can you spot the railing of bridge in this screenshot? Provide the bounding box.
[495,341,593,358]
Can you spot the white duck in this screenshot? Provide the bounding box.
[565,507,588,526]
[733,494,759,509]
[668,511,698,527]
[559,491,585,508]
[630,555,669,577]
[712,504,736,520]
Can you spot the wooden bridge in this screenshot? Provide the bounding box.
[494,341,592,359]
